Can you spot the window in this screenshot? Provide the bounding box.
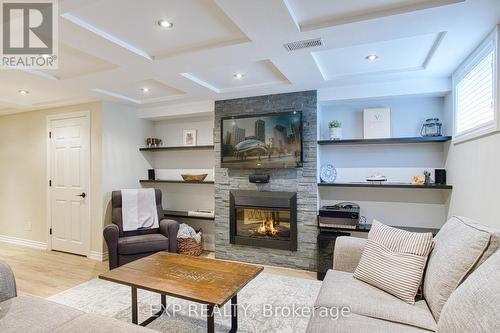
[453,27,498,143]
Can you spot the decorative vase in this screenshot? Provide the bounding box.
[329,127,342,140]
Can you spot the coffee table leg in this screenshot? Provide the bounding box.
[131,287,138,324]
[161,294,166,309]
[207,305,215,333]
[230,295,238,333]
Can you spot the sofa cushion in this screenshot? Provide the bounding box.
[53,313,156,333]
[0,260,16,303]
[118,234,169,255]
[333,236,367,273]
[423,216,498,320]
[306,310,433,333]
[353,220,434,304]
[0,295,83,333]
[316,270,437,331]
[437,250,500,333]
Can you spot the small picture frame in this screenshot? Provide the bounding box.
[183,129,197,146]
[363,108,391,139]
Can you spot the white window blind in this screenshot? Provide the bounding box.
[455,47,495,136]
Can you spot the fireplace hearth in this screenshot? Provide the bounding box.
[230,190,297,251]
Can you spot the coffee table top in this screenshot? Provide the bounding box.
[99,252,263,306]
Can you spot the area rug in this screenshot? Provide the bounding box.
[48,272,322,333]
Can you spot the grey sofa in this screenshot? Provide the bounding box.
[104,189,179,270]
[307,216,500,333]
[0,260,155,332]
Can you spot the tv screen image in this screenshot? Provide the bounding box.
[221,112,303,169]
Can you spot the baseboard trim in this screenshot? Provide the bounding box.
[0,234,47,250]
[88,251,108,262]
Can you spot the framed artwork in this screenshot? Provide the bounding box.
[363,108,391,139]
[183,129,197,146]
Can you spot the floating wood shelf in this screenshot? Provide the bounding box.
[139,145,214,151]
[318,182,452,189]
[317,136,452,146]
[140,180,214,184]
[164,210,215,221]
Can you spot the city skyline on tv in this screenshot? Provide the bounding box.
[221,112,302,169]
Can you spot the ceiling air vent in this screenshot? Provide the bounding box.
[284,38,323,52]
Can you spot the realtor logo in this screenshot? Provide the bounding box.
[1,0,58,68]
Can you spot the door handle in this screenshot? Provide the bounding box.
[77,192,86,198]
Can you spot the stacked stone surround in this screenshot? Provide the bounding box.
[214,91,318,271]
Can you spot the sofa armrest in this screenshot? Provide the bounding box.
[0,259,17,302]
[103,224,119,270]
[333,236,367,273]
[159,219,180,253]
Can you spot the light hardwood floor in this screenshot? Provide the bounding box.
[0,243,107,298]
[0,242,316,298]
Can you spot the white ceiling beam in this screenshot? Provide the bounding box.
[61,13,153,61]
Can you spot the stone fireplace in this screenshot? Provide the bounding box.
[214,90,317,271]
[230,190,297,251]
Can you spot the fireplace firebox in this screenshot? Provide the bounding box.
[230,190,297,251]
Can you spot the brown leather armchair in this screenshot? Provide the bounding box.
[103,190,179,270]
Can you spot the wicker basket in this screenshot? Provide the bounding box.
[177,230,203,256]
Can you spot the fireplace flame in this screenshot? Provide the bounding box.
[257,218,279,236]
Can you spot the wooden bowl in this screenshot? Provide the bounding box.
[181,174,208,182]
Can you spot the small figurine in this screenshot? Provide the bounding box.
[424,170,431,185]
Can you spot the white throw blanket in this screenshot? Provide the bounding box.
[121,189,159,231]
[177,223,202,243]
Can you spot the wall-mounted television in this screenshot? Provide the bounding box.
[221,111,303,169]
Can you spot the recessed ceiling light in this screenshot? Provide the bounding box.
[18,89,29,95]
[365,54,379,61]
[157,19,173,29]
[140,87,150,93]
[233,73,244,79]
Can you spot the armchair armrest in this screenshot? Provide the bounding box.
[0,259,17,302]
[159,219,180,253]
[333,236,367,273]
[103,224,119,269]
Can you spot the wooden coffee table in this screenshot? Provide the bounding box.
[99,252,263,332]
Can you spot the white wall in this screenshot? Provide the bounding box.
[141,115,216,250]
[151,115,214,170]
[0,102,104,252]
[444,94,500,229]
[319,96,448,140]
[318,96,450,228]
[101,102,154,229]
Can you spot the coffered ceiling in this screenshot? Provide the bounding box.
[312,32,445,80]
[0,0,499,115]
[181,60,289,93]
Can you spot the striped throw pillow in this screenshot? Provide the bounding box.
[353,220,434,304]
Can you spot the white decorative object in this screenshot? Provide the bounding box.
[366,174,387,184]
[329,127,342,140]
[363,108,391,139]
[183,129,197,146]
[320,164,337,183]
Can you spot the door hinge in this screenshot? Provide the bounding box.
[49,228,52,235]
[49,179,52,187]
[49,131,52,139]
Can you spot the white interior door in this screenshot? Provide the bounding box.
[48,112,90,256]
